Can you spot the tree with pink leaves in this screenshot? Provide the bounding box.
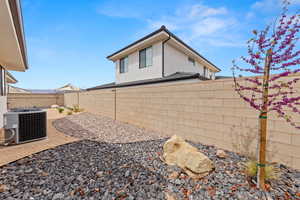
[232,0,300,189]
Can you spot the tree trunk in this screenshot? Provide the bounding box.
[257,49,272,189]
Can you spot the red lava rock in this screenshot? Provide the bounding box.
[207,186,216,197]
[0,184,8,193]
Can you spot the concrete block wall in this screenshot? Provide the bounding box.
[64,89,115,119]
[64,92,79,108]
[8,93,64,109]
[64,78,300,169]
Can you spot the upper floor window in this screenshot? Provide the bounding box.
[120,56,128,73]
[139,46,152,68]
[203,66,207,77]
[188,57,195,66]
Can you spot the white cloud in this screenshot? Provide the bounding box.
[192,17,234,36]
[252,0,300,10]
[188,4,228,18]
[97,1,245,47]
[146,3,242,47]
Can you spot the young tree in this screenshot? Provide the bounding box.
[232,1,300,189]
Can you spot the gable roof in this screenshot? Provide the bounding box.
[107,25,221,72]
[87,72,208,91]
[8,85,30,93]
[56,83,80,91]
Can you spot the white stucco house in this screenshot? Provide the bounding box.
[108,25,221,83]
[89,26,220,90]
[0,0,28,129]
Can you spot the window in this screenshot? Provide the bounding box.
[203,66,207,77]
[119,56,128,73]
[139,46,152,68]
[188,57,195,66]
[0,66,6,96]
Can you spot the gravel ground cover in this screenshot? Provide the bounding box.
[0,139,299,200]
[53,113,168,143]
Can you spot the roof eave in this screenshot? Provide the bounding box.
[9,0,28,70]
[6,71,18,84]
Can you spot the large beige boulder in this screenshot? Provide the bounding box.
[163,135,214,179]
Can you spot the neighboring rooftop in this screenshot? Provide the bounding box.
[87,72,208,91]
[107,25,221,72]
[57,83,81,92]
[8,85,30,93]
[8,83,81,94]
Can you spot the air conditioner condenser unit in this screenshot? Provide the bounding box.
[4,108,47,144]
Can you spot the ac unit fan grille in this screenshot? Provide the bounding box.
[18,112,47,142]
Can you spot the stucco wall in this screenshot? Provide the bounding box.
[64,77,300,170]
[8,93,64,109]
[115,41,163,84]
[0,96,7,128]
[164,43,215,79]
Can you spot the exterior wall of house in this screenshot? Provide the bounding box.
[115,41,163,84]
[164,43,215,79]
[0,96,7,128]
[0,67,7,129]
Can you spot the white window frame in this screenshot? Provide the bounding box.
[0,66,6,96]
[139,46,152,68]
[188,57,195,66]
[119,56,128,73]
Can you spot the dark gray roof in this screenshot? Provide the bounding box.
[87,72,208,91]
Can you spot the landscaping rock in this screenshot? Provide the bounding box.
[163,135,213,179]
[51,105,59,108]
[168,171,180,179]
[0,184,8,193]
[165,192,177,200]
[53,112,169,143]
[96,171,103,177]
[216,149,227,158]
[0,140,299,199]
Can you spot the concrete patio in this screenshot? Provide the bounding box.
[0,109,78,166]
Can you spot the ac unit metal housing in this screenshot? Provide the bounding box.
[4,108,47,144]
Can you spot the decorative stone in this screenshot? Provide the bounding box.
[165,192,177,200]
[216,149,227,158]
[163,135,214,179]
[0,184,8,193]
[96,171,103,177]
[168,171,180,179]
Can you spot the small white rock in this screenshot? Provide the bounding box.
[96,171,103,177]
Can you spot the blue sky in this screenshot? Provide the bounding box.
[11,0,300,89]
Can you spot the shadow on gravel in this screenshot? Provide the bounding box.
[0,140,169,200]
[0,139,299,200]
[52,118,98,140]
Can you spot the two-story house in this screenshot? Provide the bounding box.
[89,25,220,90]
[0,0,28,130]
